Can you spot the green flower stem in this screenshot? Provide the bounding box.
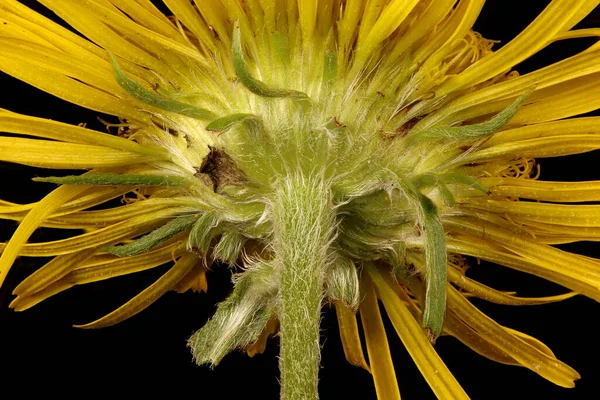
[272,174,335,400]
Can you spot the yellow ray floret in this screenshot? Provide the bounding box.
[360,272,401,400]
[369,266,469,400]
[74,252,199,329]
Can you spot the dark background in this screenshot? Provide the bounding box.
[1,1,599,398]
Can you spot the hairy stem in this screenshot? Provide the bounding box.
[272,174,335,400]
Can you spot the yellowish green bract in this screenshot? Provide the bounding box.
[0,1,599,399]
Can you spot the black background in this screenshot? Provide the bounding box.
[1,1,599,398]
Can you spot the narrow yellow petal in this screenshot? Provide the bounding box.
[37,0,186,85]
[297,0,318,49]
[0,137,157,169]
[369,267,469,400]
[163,0,217,53]
[386,0,456,63]
[10,242,187,312]
[463,135,600,163]
[10,280,74,312]
[447,235,600,302]
[354,0,420,69]
[447,285,580,387]
[438,0,595,95]
[417,49,600,129]
[447,267,577,306]
[0,109,170,159]
[415,0,485,70]
[337,0,366,63]
[0,0,106,62]
[335,302,370,372]
[73,242,185,282]
[485,117,600,146]
[13,249,96,297]
[444,309,518,366]
[481,177,600,203]
[106,0,184,42]
[74,252,198,328]
[360,272,401,400]
[462,199,600,228]
[0,58,151,120]
[0,187,130,221]
[53,187,132,217]
[11,209,180,257]
[551,28,600,43]
[505,328,557,359]
[0,185,88,288]
[505,219,600,244]
[511,74,600,124]
[447,217,600,281]
[0,37,124,95]
[46,198,196,228]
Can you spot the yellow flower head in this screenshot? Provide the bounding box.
[1,0,599,398]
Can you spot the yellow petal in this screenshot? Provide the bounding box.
[0,187,131,221]
[45,198,197,228]
[10,280,74,312]
[511,73,600,124]
[447,217,600,280]
[354,0,420,70]
[0,51,150,121]
[446,234,600,302]
[481,177,600,203]
[360,272,401,400]
[0,137,158,169]
[0,185,88,288]
[9,209,180,257]
[447,267,577,305]
[414,0,485,70]
[369,266,470,400]
[297,0,318,50]
[11,242,186,311]
[37,0,186,85]
[54,186,132,217]
[0,109,170,159]
[463,135,600,163]
[447,285,580,387]
[74,252,198,328]
[417,49,600,129]
[73,242,185,281]
[162,0,217,54]
[462,199,600,227]
[335,302,370,372]
[505,328,557,359]
[551,28,600,43]
[0,0,105,62]
[486,116,600,146]
[504,219,600,244]
[105,0,184,43]
[386,0,456,63]
[13,249,96,297]
[337,0,366,64]
[444,309,518,366]
[437,0,596,95]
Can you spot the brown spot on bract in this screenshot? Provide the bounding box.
[195,146,247,193]
[333,116,346,128]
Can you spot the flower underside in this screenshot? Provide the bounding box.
[1,0,600,399]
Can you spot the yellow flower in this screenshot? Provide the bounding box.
[1,0,599,398]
